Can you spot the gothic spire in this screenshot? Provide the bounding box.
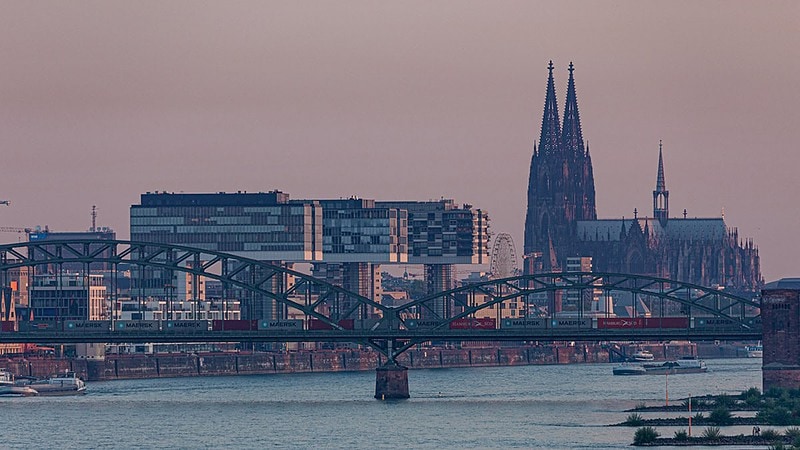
[653,140,670,226]
[562,61,585,158]
[656,140,666,192]
[539,60,561,157]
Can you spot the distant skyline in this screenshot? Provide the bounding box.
[1,2,798,280]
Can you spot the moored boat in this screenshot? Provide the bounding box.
[0,369,38,397]
[745,343,763,358]
[612,364,647,376]
[26,371,86,396]
[641,357,707,375]
[630,350,655,362]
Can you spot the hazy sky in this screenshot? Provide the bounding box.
[1,2,798,281]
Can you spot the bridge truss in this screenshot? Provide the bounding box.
[0,240,761,362]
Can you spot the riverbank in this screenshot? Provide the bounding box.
[2,340,725,381]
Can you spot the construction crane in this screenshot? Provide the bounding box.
[0,225,50,236]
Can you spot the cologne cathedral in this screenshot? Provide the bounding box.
[523,62,762,293]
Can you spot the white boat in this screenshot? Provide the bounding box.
[630,350,655,362]
[745,343,763,358]
[0,369,38,397]
[612,364,647,376]
[26,371,86,396]
[641,358,708,375]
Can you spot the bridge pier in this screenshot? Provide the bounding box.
[375,362,409,400]
[762,280,800,391]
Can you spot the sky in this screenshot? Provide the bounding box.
[1,2,798,281]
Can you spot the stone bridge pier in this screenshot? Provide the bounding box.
[762,279,800,391]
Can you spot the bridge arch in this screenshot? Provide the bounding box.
[0,239,386,331]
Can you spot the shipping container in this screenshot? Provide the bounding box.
[550,318,593,328]
[0,321,16,332]
[644,317,690,328]
[115,320,161,332]
[449,318,496,330]
[501,318,547,329]
[257,319,303,331]
[65,320,111,332]
[20,321,60,332]
[211,320,257,331]
[164,320,210,332]
[308,319,355,331]
[405,319,444,330]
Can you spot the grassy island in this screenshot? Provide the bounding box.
[623,387,800,447]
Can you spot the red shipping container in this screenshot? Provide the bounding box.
[642,317,689,328]
[212,320,257,331]
[449,318,496,330]
[309,319,355,330]
[597,318,644,329]
[308,319,333,331]
[1,321,15,332]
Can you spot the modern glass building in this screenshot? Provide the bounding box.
[130,191,322,261]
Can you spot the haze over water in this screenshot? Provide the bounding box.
[1,359,761,449]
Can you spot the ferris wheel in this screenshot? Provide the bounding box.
[489,233,518,279]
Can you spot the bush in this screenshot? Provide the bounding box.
[741,387,761,399]
[761,428,781,440]
[757,406,796,425]
[784,427,800,439]
[715,394,735,408]
[708,407,733,426]
[694,412,705,421]
[673,429,688,441]
[625,413,645,426]
[633,401,647,410]
[702,426,722,440]
[633,426,660,445]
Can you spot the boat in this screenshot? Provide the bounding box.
[0,369,38,397]
[630,350,655,362]
[612,364,647,376]
[745,343,763,358]
[26,371,86,396]
[641,357,708,375]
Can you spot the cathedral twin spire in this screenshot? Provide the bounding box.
[524,61,597,259]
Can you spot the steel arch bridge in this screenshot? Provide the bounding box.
[0,240,761,362]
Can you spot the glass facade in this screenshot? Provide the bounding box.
[376,199,489,264]
[130,192,322,261]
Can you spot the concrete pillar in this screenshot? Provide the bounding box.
[761,280,800,391]
[375,363,409,399]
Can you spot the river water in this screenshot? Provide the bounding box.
[1,358,762,449]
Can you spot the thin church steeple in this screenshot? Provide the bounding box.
[653,140,669,226]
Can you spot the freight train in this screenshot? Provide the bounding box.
[1,315,757,335]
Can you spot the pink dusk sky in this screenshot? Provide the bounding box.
[1,2,798,280]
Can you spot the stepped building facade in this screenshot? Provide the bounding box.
[523,62,761,293]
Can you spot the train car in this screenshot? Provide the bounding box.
[115,320,161,332]
[65,320,112,332]
[500,318,548,329]
[307,319,356,331]
[211,320,258,331]
[449,318,496,330]
[549,318,594,328]
[257,319,303,331]
[164,320,210,333]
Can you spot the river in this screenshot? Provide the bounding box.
[1,358,762,449]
